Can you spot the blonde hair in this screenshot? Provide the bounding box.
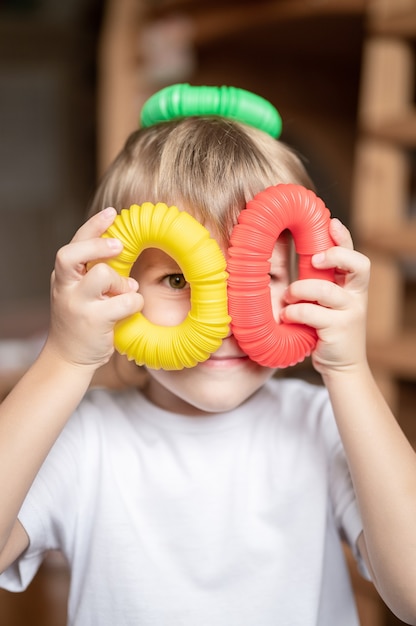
[89,117,314,244]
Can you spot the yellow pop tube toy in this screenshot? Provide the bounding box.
[103,202,230,370]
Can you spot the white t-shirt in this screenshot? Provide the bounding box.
[1,378,365,625]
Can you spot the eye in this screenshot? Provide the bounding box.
[165,273,189,290]
[268,272,284,283]
[268,266,290,287]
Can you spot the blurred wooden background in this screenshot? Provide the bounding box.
[0,0,415,624]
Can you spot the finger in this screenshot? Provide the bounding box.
[82,263,139,299]
[83,265,144,323]
[284,278,348,310]
[71,207,118,243]
[311,247,370,292]
[55,237,123,282]
[328,218,354,250]
[99,290,144,325]
[281,301,340,330]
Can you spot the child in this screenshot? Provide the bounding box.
[1,85,416,626]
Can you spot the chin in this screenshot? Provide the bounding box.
[190,396,245,414]
[175,382,263,415]
[145,361,273,416]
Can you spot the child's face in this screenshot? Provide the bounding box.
[130,226,290,416]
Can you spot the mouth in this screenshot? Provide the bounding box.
[202,354,250,369]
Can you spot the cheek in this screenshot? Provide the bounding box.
[270,281,288,321]
[139,284,191,327]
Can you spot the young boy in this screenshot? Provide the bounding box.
[1,85,416,626]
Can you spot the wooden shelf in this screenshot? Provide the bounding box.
[368,332,416,379]
[370,11,416,38]
[352,0,416,434]
[360,224,416,258]
[148,0,366,45]
[150,0,367,17]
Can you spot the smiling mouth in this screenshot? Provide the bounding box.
[210,354,246,360]
[203,354,250,367]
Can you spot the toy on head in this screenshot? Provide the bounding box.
[103,84,334,370]
[140,83,283,139]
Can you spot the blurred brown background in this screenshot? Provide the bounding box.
[0,0,415,625]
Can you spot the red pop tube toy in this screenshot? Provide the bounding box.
[227,184,335,368]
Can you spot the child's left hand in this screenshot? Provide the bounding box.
[280,218,371,377]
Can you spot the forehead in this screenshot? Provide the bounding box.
[135,247,182,269]
[271,232,291,259]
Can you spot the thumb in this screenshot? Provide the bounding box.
[329,218,354,250]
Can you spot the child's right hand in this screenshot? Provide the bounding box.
[46,208,143,372]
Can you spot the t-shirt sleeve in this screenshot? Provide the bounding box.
[0,411,82,591]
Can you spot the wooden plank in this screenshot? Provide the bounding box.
[352,141,410,235]
[183,0,367,44]
[363,110,416,147]
[360,224,416,257]
[368,0,416,36]
[371,13,416,37]
[368,332,416,379]
[152,0,366,19]
[358,39,414,127]
[97,0,150,174]
[364,255,403,343]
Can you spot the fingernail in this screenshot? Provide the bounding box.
[128,278,138,291]
[106,238,122,250]
[331,218,343,231]
[312,252,325,264]
[102,207,116,218]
